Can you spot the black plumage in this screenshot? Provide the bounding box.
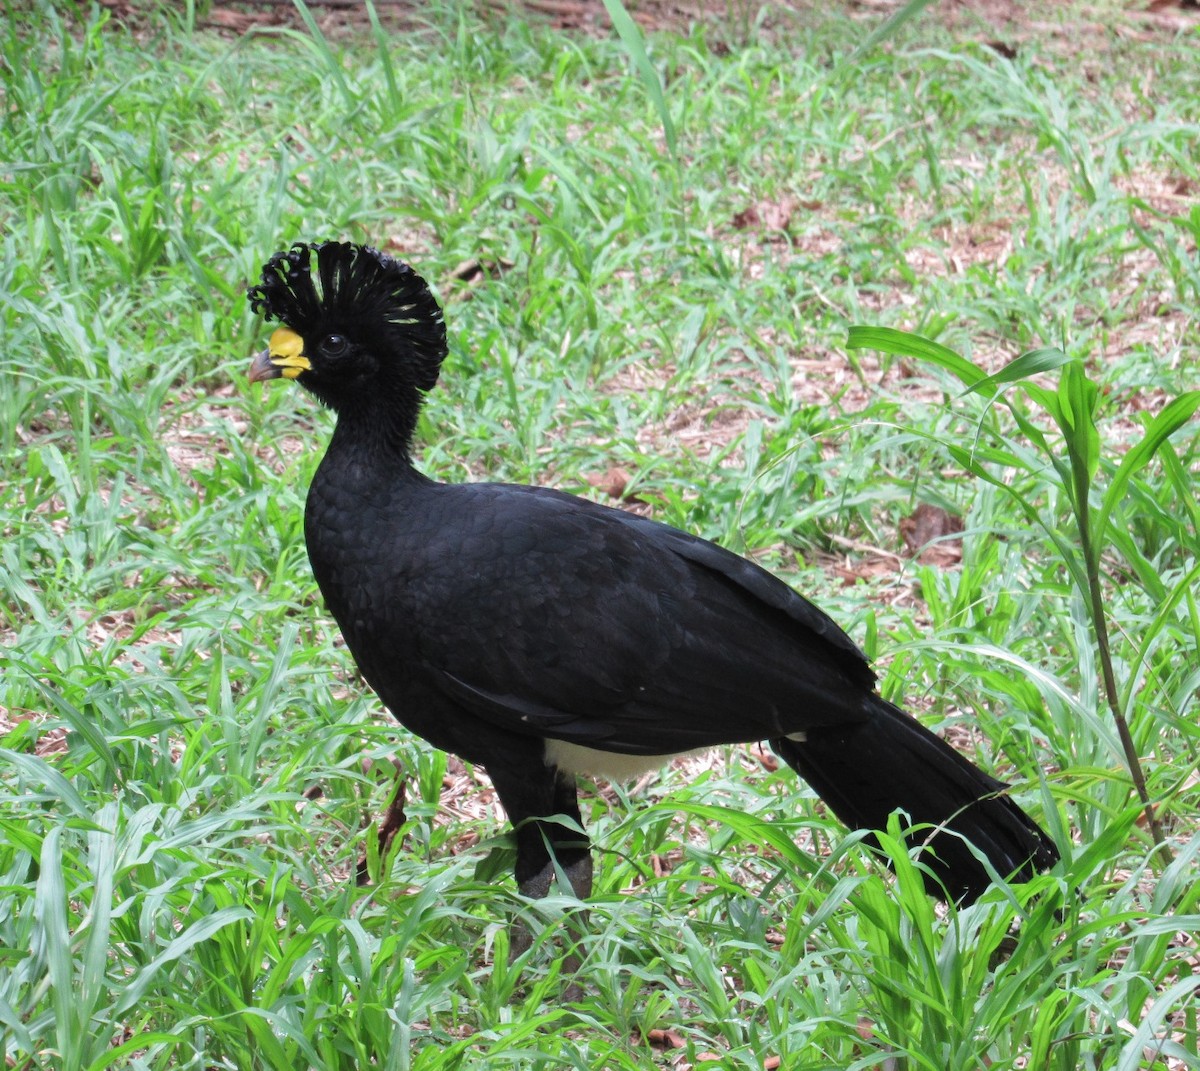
[247,240,1058,906]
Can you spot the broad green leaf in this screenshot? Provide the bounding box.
[1056,362,1102,518]
[963,346,1072,398]
[36,828,78,1066]
[112,907,256,1015]
[22,675,121,785]
[1018,381,1062,423]
[1060,363,1101,465]
[846,326,985,388]
[239,1010,295,1068]
[80,809,117,1043]
[1030,989,1071,1068]
[1094,390,1200,565]
[86,1033,184,1071]
[474,835,517,884]
[4,750,94,818]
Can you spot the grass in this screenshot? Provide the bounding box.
[1,0,1198,1067]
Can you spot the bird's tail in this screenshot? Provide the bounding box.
[774,694,1058,904]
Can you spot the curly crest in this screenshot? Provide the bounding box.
[248,242,447,391]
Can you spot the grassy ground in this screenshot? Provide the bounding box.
[1,0,1198,1067]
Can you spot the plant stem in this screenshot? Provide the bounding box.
[1076,486,1173,866]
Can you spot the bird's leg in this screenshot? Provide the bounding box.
[487,761,592,899]
[513,769,592,898]
[487,762,591,987]
[518,850,592,1003]
[517,853,593,901]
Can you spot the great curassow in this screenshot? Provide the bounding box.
[246,240,1058,908]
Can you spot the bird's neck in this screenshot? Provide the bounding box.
[326,388,424,469]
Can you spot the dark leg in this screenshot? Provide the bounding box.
[486,757,593,996]
[485,758,593,901]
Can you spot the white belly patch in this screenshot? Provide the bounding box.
[544,739,709,781]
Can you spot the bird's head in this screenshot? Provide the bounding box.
[246,242,447,418]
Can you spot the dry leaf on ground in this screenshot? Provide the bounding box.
[899,503,964,567]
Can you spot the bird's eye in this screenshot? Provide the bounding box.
[322,333,349,356]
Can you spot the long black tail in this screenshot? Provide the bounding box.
[774,695,1058,905]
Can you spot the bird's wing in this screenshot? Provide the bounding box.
[403,484,877,756]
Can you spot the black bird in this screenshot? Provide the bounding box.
[246,240,1058,907]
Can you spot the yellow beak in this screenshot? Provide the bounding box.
[247,327,312,383]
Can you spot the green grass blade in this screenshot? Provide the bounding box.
[289,0,356,111]
[843,0,939,66]
[600,0,677,158]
